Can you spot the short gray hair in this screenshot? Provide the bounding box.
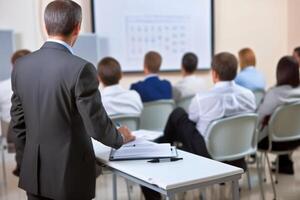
[44,0,82,36]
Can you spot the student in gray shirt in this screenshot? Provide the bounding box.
[258,56,300,175]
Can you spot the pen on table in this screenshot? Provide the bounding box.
[148,158,183,163]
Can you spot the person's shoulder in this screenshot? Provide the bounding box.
[194,89,217,101]
[160,78,172,86]
[234,83,254,95]
[130,80,145,90]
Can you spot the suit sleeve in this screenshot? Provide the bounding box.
[10,67,26,163]
[75,63,123,149]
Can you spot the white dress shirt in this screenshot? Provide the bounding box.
[257,85,300,140]
[173,75,207,100]
[188,81,256,139]
[100,84,143,116]
[0,78,12,136]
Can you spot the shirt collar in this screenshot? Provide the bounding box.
[46,38,74,54]
[242,66,255,71]
[144,74,158,80]
[214,81,235,89]
[101,84,124,94]
[183,74,196,80]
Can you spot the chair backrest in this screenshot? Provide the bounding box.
[176,95,194,112]
[110,114,140,131]
[205,113,258,162]
[140,100,175,131]
[268,103,300,142]
[253,90,265,107]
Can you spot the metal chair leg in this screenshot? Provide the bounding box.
[256,155,265,200]
[1,140,7,188]
[126,180,132,200]
[275,157,279,184]
[246,168,252,190]
[265,153,277,200]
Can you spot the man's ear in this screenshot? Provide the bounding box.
[73,23,81,37]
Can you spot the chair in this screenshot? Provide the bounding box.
[205,114,265,200]
[140,100,175,131]
[253,90,265,107]
[259,103,300,200]
[0,120,8,189]
[176,95,194,112]
[110,114,140,131]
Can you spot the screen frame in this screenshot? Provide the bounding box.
[91,0,215,73]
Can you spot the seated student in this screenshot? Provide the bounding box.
[173,52,207,101]
[258,56,300,174]
[235,48,266,91]
[141,52,256,200]
[1,49,31,177]
[130,51,172,102]
[293,46,300,65]
[97,57,143,116]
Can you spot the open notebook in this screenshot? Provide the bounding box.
[109,139,178,161]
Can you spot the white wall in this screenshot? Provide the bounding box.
[0,0,292,89]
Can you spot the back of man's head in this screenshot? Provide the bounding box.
[98,57,122,86]
[44,0,82,37]
[11,49,31,66]
[144,51,162,74]
[182,52,198,74]
[211,52,238,81]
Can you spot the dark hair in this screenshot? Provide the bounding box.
[276,56,299,87]
[11,49,31,65]
[144,51,162,73]
[44,0,82,36]
[98,57,122,86]
[211,52,238,81]
[182,52,198,73]
[294,47,300,57]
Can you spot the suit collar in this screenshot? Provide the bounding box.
[41,41,73,54]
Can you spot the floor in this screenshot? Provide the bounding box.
[1,149,300,200]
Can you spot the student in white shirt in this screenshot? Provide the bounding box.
[258,56,300,175]
[173,52,207,101]
[146,52,256,200]
[0,50,31,127]
[0,49,31,177]
[97,57,143,116]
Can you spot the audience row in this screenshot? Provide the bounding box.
[2,47,300,200]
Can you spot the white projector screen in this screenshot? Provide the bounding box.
[92,0,214,72]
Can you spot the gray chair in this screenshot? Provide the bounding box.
[205,114,265,200]
[140,100,175,131]
[259,103,300,200]
[253,90,265,107]
[0,120,8,189]
[110,114,140,131]
[176,95,194,112]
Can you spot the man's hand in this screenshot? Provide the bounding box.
[118,126,136,144]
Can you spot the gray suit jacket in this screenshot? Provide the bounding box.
[10,42,123,200]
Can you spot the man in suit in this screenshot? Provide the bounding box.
[10,1,135,200]
[130,51,172,102]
